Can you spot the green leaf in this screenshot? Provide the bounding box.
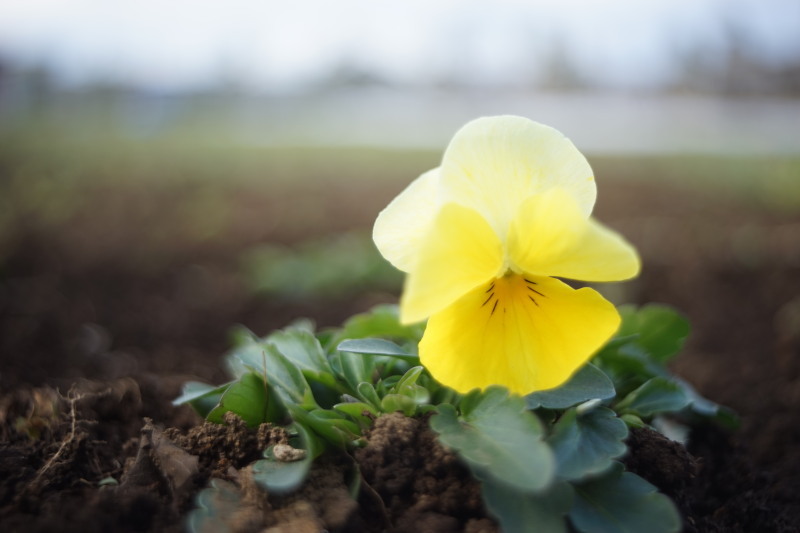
[391,366,431,405]
[569,463,681,533]
[263,344,318,410]
[593,342,665,387]
[187,478,241,533]
[173,381,230,418]
[620,414,646,428]
[526,364,616,410]
[267,328,333,382]
[228,324,259,348]
[399,384,430,404]
[224,338,267,378]
[618,305,690,363]
[330,349,375,393]
[430,386,555,493]
[675,377,739,428]
[337,338,419,361]
[616,377,691,418]
[457,388,485,417]
[286,318,315,334]
[356,382,382,410]
[380,394,417,416]
[482,479,573,533]
[173,381,223,405]
[227,328,338,395]
[251,456,308,495]
[206,373,269,427]
[288,406,361,448]
[547,407,629,481]
[252,423,318,494]
[332,401,379,427]
[330,304,423,346]
[393,365,424,390]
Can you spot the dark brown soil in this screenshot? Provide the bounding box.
[355,413,493,533]
[1,175,799,532]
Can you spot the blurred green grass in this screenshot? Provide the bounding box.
[3,123,798,198]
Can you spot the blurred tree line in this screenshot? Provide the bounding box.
[1,17,798,132]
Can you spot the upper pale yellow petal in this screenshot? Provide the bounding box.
[439,116,596,240]
[373,168,441,273]
[508,188,640,282]
[419,275,620,395]
[400,203,503,324]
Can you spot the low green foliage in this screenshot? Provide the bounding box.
[616,377,692,418]
[176,303,732,532]
[481,479,574,533]
[570,463,683,533]
[251,423,318,494]
[432,386,555,493]
[241,233,402,299]
[547,407,629,481]
[525,363,615,410]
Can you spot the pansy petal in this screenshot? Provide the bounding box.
[419,275,620,395]
[373,168,441,272]
[400,203,503,324]
[508,188,640,282]
[439,116,596,239]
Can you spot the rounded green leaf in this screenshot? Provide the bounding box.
[675,377,739,428]
[252,423,318,494]
[207,373,269,427]
[267,328,333,380]
[526,363,615,410]
[431,387,555,493]
[570,463,681,533]
[330,304,424,346]
[187,478,241,533]
[381,394,417,416]
[616,377,691,418]
[252,449,310,495]
[547,407,629,481]
[482,479,573,533]
[617,305,690,363]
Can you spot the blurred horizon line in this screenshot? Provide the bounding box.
[2,81,799,156]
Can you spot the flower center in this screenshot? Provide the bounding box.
[480,274,546,318]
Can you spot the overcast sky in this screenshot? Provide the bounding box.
[1,0,798,91]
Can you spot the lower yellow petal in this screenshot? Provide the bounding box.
[400,203,503,324]
[508,188,640,282]
[419,274,620,395]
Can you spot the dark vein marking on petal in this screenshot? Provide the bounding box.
[481,292,495,307]
[527,286,546,298]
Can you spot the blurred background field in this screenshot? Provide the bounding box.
[1,1,799,524]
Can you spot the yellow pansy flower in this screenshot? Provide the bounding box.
[373,116,640,395]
